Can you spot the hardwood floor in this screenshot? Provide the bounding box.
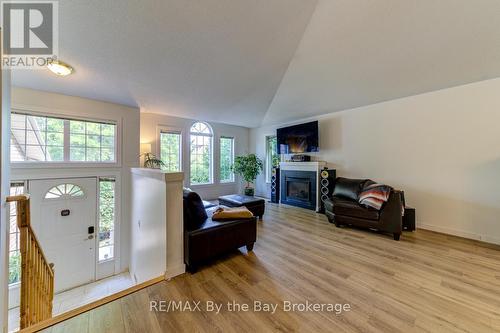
[42,203,500,333]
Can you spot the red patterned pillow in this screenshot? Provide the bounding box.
[358,183,392,210]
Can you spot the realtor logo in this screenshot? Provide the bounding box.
[1,0,58,68]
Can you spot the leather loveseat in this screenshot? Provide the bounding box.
[324,178,403,240]
[183,190,257,272]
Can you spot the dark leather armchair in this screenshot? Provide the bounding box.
[324,178,403,240]
[183,190,257,272]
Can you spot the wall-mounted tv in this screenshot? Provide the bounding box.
[277,121,319,154]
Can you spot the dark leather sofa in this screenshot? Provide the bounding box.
[183,190,257,272]
[324,178,403,240]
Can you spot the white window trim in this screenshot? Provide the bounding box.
[10,106,122,169]
[156,125,183,172]
[265,135,276,184]
[189,121,214,186]
[219,136,235,184]
[97,177,116,264]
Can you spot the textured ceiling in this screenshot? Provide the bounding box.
[11,0,317,127]
[263,0,500,125]
[11,0,500,128]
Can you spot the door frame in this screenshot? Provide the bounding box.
[11,171,122,280]
[29,177,99,291]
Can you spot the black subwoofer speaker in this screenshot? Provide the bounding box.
[270,167,280,203]
[319,168,336,213]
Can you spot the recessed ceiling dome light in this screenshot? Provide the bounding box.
[47,60,74,76]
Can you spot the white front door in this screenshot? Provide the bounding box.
[29,178,97,293]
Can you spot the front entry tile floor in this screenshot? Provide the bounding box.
[8,272,134,332]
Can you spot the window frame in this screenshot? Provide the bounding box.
[265,135,278,183]
[219,136,235,183]
[98,177,116,263]
[10,108,121,169]
[189,121,214,186]
[156,126,183,172]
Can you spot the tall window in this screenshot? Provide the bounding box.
[9,182,25,285]
[190,122,213,185]
[99,178,115,262]
[266,136,278,183]
[11,112,116,163]
[160,131,182,172]
[220,137,235,183]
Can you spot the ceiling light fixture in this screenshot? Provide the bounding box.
[47,60,74,76]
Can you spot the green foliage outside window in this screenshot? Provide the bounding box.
[190,144,210,184]
[268,136,279,167]
[266,136,279,182]
[47,118,64,132]
[99,181,115,233]
[99,180,116,261]
[220,137,234,182]
[9,251,21,284]
[160,132,181,172]
[189,122,213,184]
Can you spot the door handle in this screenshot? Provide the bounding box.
[84,235,94,241]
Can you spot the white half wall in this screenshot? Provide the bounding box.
[130,169,167,283]
[130,169,185,283]
[140,113,250,199]
[251,78,500,245]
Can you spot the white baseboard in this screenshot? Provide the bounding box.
[418,222,500,246]
[165,263,185,279]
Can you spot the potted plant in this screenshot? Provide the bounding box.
[232,154,263,196]
[140,152,166,169]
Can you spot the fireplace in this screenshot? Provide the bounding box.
[280,170,317,210]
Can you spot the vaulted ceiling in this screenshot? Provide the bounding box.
[263,0,500,125]
[11,0,500,127]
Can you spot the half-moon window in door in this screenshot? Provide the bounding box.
[45,184,85,199]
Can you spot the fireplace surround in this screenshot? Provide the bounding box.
[280,171,317,210]
[279,161,327,211]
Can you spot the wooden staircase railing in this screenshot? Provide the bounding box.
[7,195,54,329]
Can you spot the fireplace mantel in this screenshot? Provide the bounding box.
[279,161,327,211]
[279,161,327,172]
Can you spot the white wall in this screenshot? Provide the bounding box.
[10,87,140,273]
[0,64,11,333]
[140,113,250,199]
[251,78,500,245]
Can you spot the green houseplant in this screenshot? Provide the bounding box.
[141,153,166,169]
[232,154,263,196]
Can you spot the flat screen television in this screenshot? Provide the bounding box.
[277,121,319,154]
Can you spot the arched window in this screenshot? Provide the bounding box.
[190,122,213,184]
[45,183,85,199]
